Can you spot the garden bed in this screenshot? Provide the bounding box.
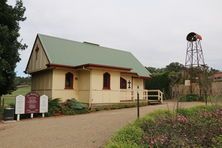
[106,105,222,147]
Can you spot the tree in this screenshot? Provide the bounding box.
[165,62,184,72]
[145,72,171,99]
[15,76,31,86]
[145,67,165,75]
[0,0,26,106]
[145,62,185,99]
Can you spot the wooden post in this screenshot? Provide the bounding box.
[137,92,140,119]
[17,114,20,121]
[158,91,160,101]
[0,96,2,107]
[2,98,4,108]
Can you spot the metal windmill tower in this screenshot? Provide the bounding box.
[185,32,205,68]
[185,32,206,94]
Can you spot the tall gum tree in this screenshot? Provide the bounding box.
[0,0,26,106]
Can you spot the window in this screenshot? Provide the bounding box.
[35,46,39,60]
[120,77,127,89]
[103,72,110,89]
[65,72,73,89]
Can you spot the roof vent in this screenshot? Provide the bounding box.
[83,41,99,46]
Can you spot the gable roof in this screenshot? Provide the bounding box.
[34,34,150,77]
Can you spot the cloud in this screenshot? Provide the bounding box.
[6,0,222,76]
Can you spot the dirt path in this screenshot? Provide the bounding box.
[0,101,204,148]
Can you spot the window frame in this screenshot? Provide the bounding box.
[103,72,111,90]
[65,72,74,89]
[120,77,127,89]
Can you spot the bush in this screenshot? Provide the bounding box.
[212,135,222,147]
[92,101,148,111]
[180,94,201,102]
[47,98,62,116]
[62,98,88,115]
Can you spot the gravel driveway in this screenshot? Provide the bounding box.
[0,101,204,148]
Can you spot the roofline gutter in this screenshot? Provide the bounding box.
[75,63,132,71]
[132,76,151,79]
[46,63,132,71]
[27,63,150,79]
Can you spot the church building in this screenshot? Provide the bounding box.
[25,34,151,105]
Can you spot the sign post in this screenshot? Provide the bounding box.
[15,95,25,121]
[15,92,48,121]
[40,95,48,118]
[136,85,140,119]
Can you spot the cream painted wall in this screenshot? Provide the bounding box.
[89,69,145,103]
[51,69,78,101]
[91,90,120,103]
[27,38,49,73]
[90,69,121,103]
[31,67,146,103]
[132,77,144,100]
[91,69,120,90]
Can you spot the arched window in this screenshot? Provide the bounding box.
[120,77,127,89]
[65,72,73,89]
[103,72,110,89]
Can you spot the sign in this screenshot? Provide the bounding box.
[25,92,40,114]
[15,92,48,120]
[40,95,48,113]
[15,95,25,114]
[185,80,191,86]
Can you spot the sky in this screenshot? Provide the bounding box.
[8,0,222,76]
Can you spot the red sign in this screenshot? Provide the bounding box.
[25,92,40,114]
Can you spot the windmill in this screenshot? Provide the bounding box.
[184,32,207,95]
[185,32,205,68]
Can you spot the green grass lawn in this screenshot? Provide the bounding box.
[2,85,31,106]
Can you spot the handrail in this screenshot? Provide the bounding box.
[147,89,163,103]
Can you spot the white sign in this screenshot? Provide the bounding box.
[40,95,48,113]
[185,80,191,86]
[15,95,25,114]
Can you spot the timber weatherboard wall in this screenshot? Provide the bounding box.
[31,70,52,97]
[26,38,49,73]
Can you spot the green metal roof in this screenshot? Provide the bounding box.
[38,34,151,77]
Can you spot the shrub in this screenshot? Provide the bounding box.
[47,98,62,116]
[92,101,148,111]
[180,94,201,102]
[140,105,222,147]
[212,135,222,147]
[62,98,88,115]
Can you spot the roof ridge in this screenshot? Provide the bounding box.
[38,33,81,44]
[37,33,132,54]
